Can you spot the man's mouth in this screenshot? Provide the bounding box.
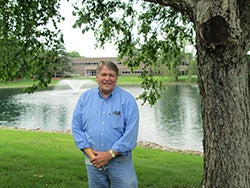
[103,82,112,86]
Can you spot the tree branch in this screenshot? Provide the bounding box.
[143,0,195,21]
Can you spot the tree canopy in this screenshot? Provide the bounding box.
[72,0,194,104]
[66,51,81,57]
[0,0,64,91]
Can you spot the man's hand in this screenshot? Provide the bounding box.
[91,150,112,168]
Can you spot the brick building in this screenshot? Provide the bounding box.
[65,57,189,78]
[70,57,144,77]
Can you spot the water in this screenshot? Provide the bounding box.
[0,84,202,151]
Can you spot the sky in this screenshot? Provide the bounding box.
[58,1,197,57]
[58,1,118,57]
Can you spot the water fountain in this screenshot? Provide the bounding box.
[51,79,97,96]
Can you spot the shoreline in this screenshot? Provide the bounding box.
[0,125,203,156]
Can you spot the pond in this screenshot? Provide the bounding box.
[0,82,203,151]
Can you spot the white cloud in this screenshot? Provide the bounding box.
[59,0,117,57]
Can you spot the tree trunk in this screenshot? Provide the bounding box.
[198,44,250,188]
[146,0,250,187]
[196,9,250,188]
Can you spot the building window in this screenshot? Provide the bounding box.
[116,61,122,65]
[83,62,99,65]
[122,70,131,74]
[72,62,80,65]
[86,70,96,76]
[133,70,143,74]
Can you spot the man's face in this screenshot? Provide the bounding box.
[96,65,118,97]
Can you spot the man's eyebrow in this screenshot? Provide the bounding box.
[101,73,116,76]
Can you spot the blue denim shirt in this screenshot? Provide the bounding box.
[72,86,139,156]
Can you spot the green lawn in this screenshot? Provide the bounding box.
[0,129,203,188]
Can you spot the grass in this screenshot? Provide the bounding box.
[0,129,203,188]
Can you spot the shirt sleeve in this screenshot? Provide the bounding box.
[71,95,90,150]
[111,96,139,156]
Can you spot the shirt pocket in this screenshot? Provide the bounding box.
[109,111,123,129]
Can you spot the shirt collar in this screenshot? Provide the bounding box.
[97,86,117,99]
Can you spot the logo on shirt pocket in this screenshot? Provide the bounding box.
[112,110,121,115]
[110,111,123,129]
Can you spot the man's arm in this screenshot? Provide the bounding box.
[83,148,96,159]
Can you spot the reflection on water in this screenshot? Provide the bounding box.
[153,85,202,151]
[0,84,202,151]
[126,85,202,151]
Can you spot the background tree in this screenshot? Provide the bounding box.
[188,54,198,77]
[167,52,193,81]
[0,0,64,91]
[55,46,72,78]
[72,0,249,187]
[66,51,82,58]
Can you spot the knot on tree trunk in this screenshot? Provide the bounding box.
[199,15,229,47]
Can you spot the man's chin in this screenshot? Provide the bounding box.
[102,87,114,93]
[102,84,112,89]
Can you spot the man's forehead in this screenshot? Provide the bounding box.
[99,66,116,73]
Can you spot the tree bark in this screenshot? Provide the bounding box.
[197,39,250,188]
[195,1,250,187]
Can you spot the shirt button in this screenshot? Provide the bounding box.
[101,133,103,135]
[102,122,104,124]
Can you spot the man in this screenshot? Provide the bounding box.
[72,61,139,188]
